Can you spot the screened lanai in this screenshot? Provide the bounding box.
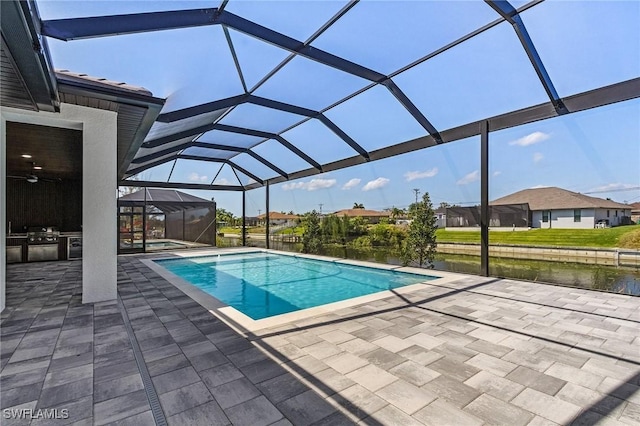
[35,0,640,274]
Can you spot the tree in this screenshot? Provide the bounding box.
[353,202,365,209]
[216,208,234,226]
[402,192,438,268]
[389,206,405,221]
[302,210,323,254]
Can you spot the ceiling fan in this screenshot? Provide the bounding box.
[7,174,58,184]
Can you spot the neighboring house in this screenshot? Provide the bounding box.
[331,209,390,224]
[257,212,300,226]
[491,187,632,229]
[630,202,640,224]
[435,207,447,228]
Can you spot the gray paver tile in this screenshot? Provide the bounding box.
[323,352,368,375]
[38,377,93,409]
[429,356,480,382]
[199,362,244,389]
[94,389,150,425]
[465,352,518,377]
[225,396,283,426]
[366,404,424,426]
[330,384,387,421]
[346,364,398,392]
[360,347,406,370]
[377,379,436,415]
[152,366,200,394]
[507,366,566,396]
[511,388,582,424]
[167,401,229,426]
[159,381,214,417]
[545,362,605,389]
[277,389,336,426]
[210,377,261,409]
[43,364,92,388]
[463,370,525,402]
[103,410,155,426]
[464,393,533,426]
[94,373,144,403]
[389,360,440,387]
[421,374,481,408]
[413,398,483,426]
[256,373,310,405]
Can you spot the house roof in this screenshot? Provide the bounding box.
[491,187,630,210]
[630,202,640,213]
[331,209,390,218]
[257,212,299,220]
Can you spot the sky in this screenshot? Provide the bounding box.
[38,0,640,216]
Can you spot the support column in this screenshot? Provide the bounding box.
[265,183,270,249]
[480,120,490,277]
[0,117,6,312]
[242,190,246,246]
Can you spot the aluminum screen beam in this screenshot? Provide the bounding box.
[155,94,370,160]
[132,140,287,178]
[485,0,567,114]
[43,8,442,143]
[258,77,640,186]
[480,120,489,277]
[212,124,323,171]
[118,180,243,191]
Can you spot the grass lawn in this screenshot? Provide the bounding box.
[436,225,640,248]
[218,226,266,234]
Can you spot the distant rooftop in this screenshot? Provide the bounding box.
[491,187,630,210]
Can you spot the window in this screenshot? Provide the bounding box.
[615,210,618,217]
[542,210,549,223]
[574,209,581,222]
[607,210,610,217]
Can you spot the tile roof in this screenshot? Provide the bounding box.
[491,187,630,210]
[331,209,390,217]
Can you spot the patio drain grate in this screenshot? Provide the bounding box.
[117,296,168,426]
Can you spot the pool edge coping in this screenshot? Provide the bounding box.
[141,248,466,333]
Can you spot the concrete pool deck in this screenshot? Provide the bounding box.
[2,250,640,425]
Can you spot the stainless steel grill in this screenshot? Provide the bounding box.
[27,226,59,244]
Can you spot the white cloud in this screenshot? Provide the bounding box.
[493,171,502,177]
[531,184,550,189]
[589,183,637,192]
[533,152,544,163]
[362,177,390,191]
[282,178,337,191]
[456,170,479,185]
[188,172,208,183]
[342,178,361,190]
[509,131,550,147]
[404,167,439,182]
[214,178,231,185]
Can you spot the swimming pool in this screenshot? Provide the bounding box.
[154,252,436,320]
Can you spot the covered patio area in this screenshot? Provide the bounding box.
[2,251,639,425]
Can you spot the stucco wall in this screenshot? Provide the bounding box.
[532,208,595,229]
[1,104,117,309]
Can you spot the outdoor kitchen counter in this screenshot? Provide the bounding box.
[6,233,81,262]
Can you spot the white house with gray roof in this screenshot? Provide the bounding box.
[491,187,631,229]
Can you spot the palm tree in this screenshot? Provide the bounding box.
[353,202,365,209]
[390,206,405,220]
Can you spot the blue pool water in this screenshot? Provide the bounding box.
[155,252,436,320]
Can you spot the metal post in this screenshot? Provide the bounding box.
[242,190,246,247]
[265,182,270,249]
[480,120,489,277]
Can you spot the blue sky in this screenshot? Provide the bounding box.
[39,1,639,216]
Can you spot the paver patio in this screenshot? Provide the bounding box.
[1,252,639,425]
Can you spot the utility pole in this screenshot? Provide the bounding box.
[413,188,420,204]
[318,203,323,215]
[258,209,261,216]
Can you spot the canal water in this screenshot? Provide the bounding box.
[221,238,640,296]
